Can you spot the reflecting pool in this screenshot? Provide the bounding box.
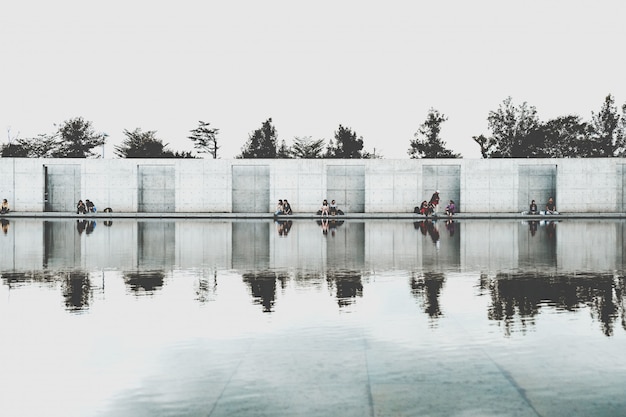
[0,219,625,417]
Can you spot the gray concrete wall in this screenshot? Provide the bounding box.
[0,158,624,213]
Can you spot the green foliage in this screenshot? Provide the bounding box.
[0,142,29,157]
[291,136,325,158]
[54,117,107,158]
[188,121,219,159]
[589,94,624,156]
[475,95,626,158]
[325,125,364,159]
[408,109,460,159]
[239,118,278,158]
[476,97,541,158]
[115,128,194,158]
[276,139,292,158]
[539,115,589,158]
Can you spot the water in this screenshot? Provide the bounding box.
[0,219,625,416]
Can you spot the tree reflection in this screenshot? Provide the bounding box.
[61,271,91,312]
[1,271,55,288]
[124,270,165,295]
[326,270,363,307]
[410,272,445,321]
[195,270,217,304]
[242,271,281,312]
[486,272,624,336]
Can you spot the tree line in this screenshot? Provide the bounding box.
[2,94,624,159]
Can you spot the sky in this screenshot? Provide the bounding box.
[1,0,625,159]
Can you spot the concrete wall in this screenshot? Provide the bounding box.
[0,157,624,213]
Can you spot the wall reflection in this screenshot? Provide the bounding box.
[1,219,626,335]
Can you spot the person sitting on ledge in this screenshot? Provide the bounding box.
[529,199,539,215]
[77,200,87,214]
[0,199,10,214]
[545,197,558,214]
[329,199,344,215]
[319,199,329,216]
[445,200,456,216]
[282,199,292,215]
[274,199,284,216]
[85,199,96,213]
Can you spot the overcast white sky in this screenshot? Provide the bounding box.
[1,0,625,159]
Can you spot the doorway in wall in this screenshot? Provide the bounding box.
[421,165,461,211]
[518,165,557,212]
[44,164,81,212]
[326,165,365,213]
[232,165,270,213]
[138,165,175,213]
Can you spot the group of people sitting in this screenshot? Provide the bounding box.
[414,190,456,217]
[77,199,97,214]
[274,199,293,216]
[528,197,558,215]
[318,199,344,216]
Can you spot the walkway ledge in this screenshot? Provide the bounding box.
[0,212,625,220]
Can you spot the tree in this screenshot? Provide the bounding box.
[291,136,326,158]
[589,94,624,157]
[188,121,219,159]
[115,128,193,158]
[276,139,292,158]
[1,134,58,158]
[475,97,541,158]
[408,108,460,158]
[539,115,589,158]
[325,125,364,158]
[53,117,107,158]
[239,118,278,158]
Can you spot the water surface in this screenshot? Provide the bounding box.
[0,219,624,416]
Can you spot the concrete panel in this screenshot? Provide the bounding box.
[138,165,175,213]
[138,221,176,268]
[232,165,269,213]
[518,165,557,212]
[232,222,270,270]
[422,165,460,211]
[327,165,365,213]
[45,164,81,212]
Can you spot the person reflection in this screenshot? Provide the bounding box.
[529,220,538,236]
[76,219,87,235]
[86,220,96,235]
[445,219,455,236]
[426,220,440,246]
[546,221,556,241]
[1,219,9,234]
[276,220,292,237]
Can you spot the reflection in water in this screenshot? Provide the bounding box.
[124,271,165,294]
[410,272,445,321]
[4,219,626,417]
[275,220,293,237]
[1,219,626,337]
[317,218,344,237]
[242,271,288,312]
[62,271,91,312]
[327,270,363,307]
[484,273,625,337]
